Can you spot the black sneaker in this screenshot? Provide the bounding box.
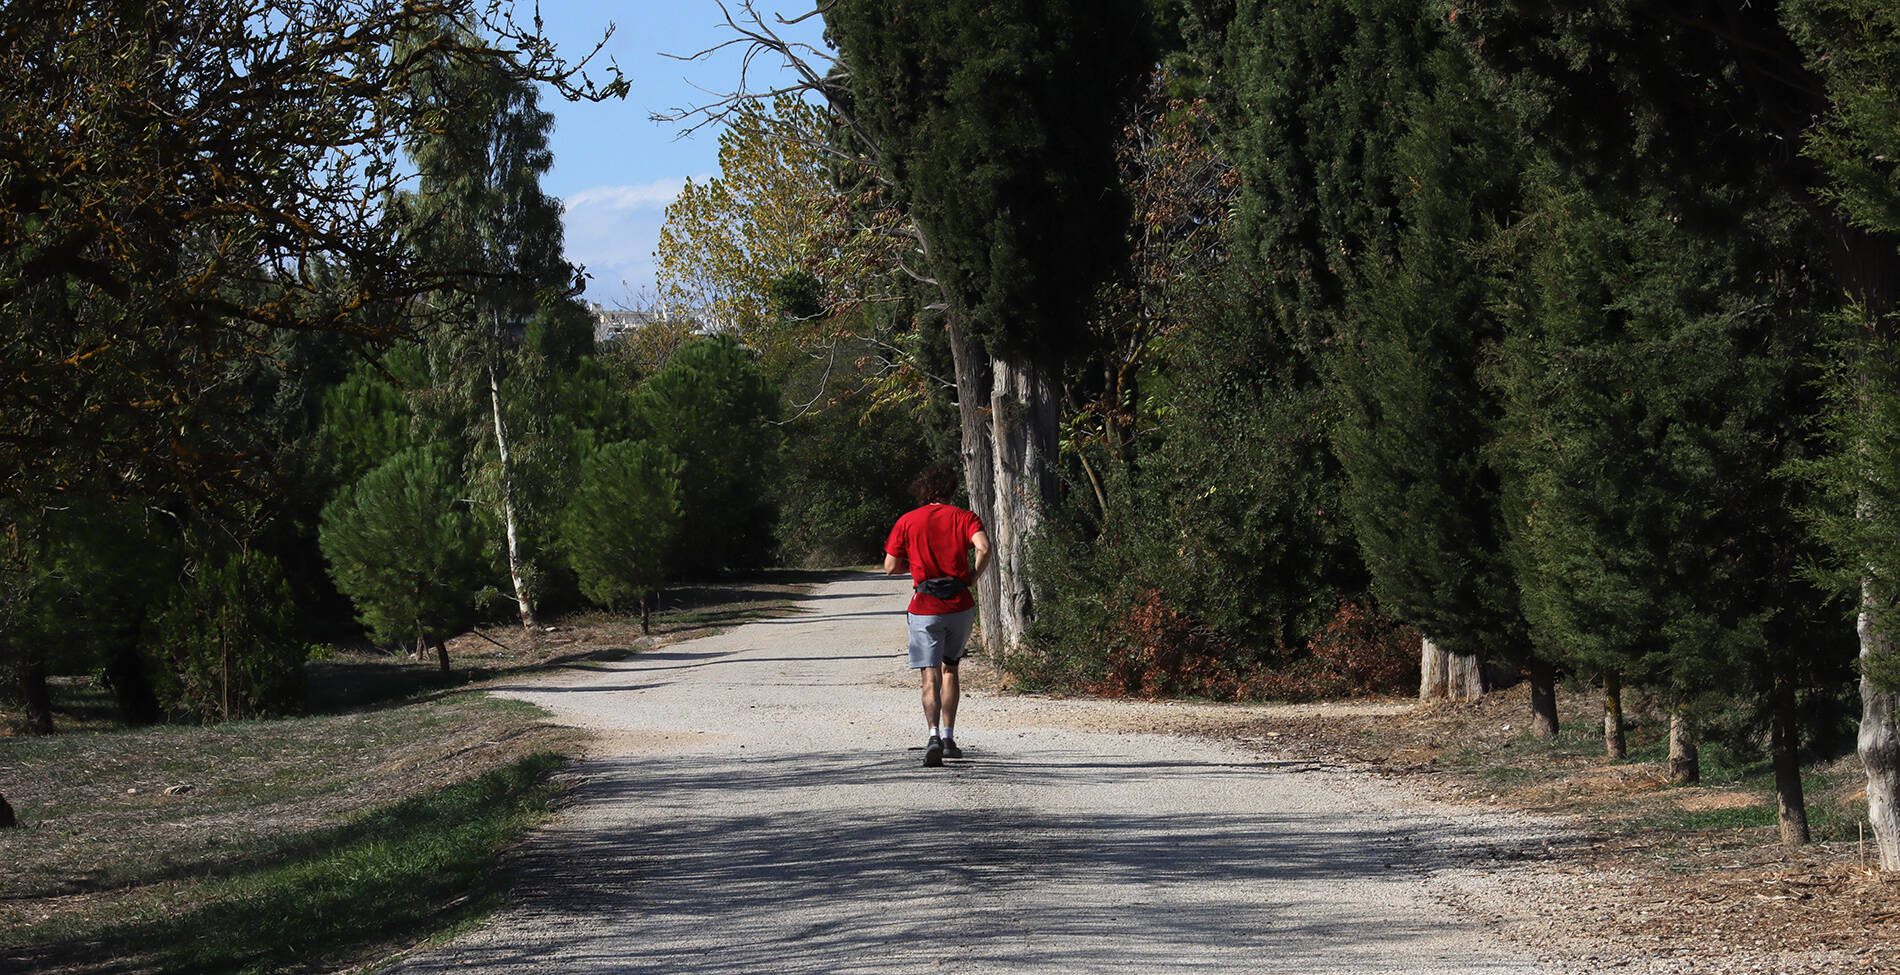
[941,738,964,759]
[924,735,944,767]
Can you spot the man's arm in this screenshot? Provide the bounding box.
[883,552,905,575]
[967,530,992,580]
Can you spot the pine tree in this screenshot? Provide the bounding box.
[319,447,486,672]
[397,17,585,632]
[631,336,781,578]
[559,441,683,633]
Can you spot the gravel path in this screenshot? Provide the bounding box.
[386,571,1587,974]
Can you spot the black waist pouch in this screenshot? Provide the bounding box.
[916,576,966,599]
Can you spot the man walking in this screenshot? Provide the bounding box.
[883,463,991,767]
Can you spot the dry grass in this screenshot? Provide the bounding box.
[0,571,829,974]
[1171,681,1900,971]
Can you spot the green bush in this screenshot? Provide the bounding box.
[319,446,487,658]
[559,439,682,628]
[154,549,306,720]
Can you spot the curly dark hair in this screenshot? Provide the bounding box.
[909,462,960,505]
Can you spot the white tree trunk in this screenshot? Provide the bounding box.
[986,353,1059,653]
[489,362,537,631]
[1449,652,1483,702]
[1860,576,1900,869]
[943,316,1002,651]
[1420,636,1483,703]
[1419,636,1448,702]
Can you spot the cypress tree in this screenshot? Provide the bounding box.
[1330,37,1546,719]
[825,0,1152,650]
[1783,0,1900,867]
[1460,0,1851,843]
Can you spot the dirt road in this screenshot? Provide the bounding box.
[385,571,1583,974]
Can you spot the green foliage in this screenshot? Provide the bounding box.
[825,0,1153,364]
[632,336,782,577]
[559,440,683,612]
[153,548,306,721]
[313,359,419,490]
[319,447,486,651]
[1488,173,1837,702]
[1790,304,1900,683]
[774,342,936,567]
[1785,0,1900,239]
[1331,39,1531,666]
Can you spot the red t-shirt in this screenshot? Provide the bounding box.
[885,503,985,615]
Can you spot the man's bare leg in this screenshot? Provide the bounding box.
[941,663,960,735]
[921,665,943,731]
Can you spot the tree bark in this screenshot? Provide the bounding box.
[639,594,652,635]
[21,652,53,736]
[1448,652,1483,702]
[489,360,538,632]
[986,353,1060,653]
[434,636,451,676]
[1419,636,1482,702]
[1603,670,1626,760]
[944,315,1002,652]
[1667,707,1700,785]
[0,793,14,828]
[1860,576,1900,868]
[1419,636,1448,702]
[1529,657,1559,739]
[1770,660,1811,846]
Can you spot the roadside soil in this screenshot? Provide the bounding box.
[978,668,1900,974]
[10,571,1898,974]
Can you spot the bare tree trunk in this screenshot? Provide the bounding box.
[488,361,538,632]
[1529,657,1560,739]
[639,594,652,635]
[986,353,1060,652]
[1860,576,1900,869]
[1419,636,1448,702]
[1419,636,1482,702]
[1770,661,1811,846]
[434,637,451,676]
[1668,707,1700,785]
[21,652,53,736]
[944,316,1002,651]
[1603,670,1626,760]
[1448,652,1483,702]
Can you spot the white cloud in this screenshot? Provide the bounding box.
[560,176,709,305]
[564,175,707,212]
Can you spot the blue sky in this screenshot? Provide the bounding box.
[529,2,831,307]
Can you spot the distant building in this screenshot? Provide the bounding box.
[588,303,660,345]
[588,301,726,346]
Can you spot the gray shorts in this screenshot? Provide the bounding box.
[907,609,976,669]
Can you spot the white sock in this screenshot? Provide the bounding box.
[929,726,940,739]
[943,727,955,741]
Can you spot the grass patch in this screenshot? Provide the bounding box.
[0,690,582,975]
[0,572,838,974]
[9,755,566,975]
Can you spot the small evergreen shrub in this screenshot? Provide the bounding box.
[155,550,306,720]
